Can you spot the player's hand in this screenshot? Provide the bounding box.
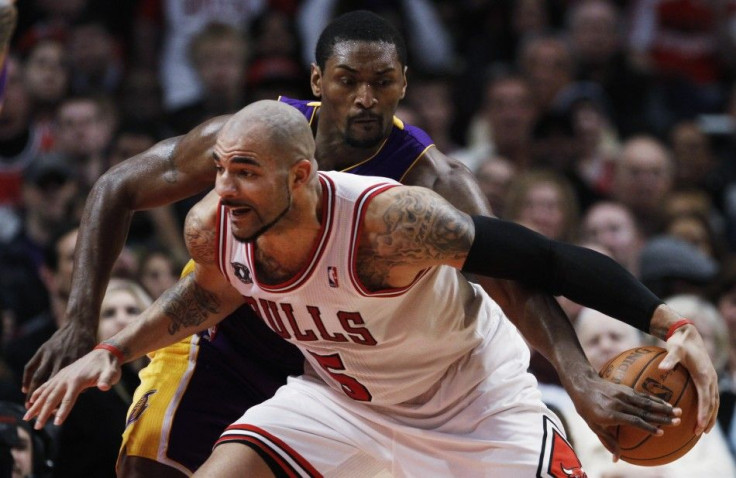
[659,323,719,435]
[24,349,121,429]
[567,369,680,459]
[22,322,98,399]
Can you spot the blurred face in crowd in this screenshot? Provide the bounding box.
[516,180,567,240]
[665,215,713,258]
[23,40,69,105]
[55,99,112,157]
[520,37,574,109]
[569,0,620,63]
[475,157,517,217]
[576,308,641,371]
[0,57,30,140]
[485,77,537,150]
[99,287,145,341]
[108,131,156,167]
[613,137,673,215]
[670,121,714,186]
[580,201,641,271]
[22,174,78,230]
[717,284,736,345]
[139,253,178,300]
[11,425,32,478]
[192,34,247,98]
[54,228,79,300]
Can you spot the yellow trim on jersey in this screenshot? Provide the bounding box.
[398,144,436,183]
[181,259,196,278]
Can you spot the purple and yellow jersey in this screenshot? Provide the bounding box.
[278,96,435,183]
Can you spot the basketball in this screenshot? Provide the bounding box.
[598,345,700,466]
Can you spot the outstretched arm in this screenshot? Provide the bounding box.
[22,116,228,397]
[25,192,245,428]
[404,151,676,453]
[369,182,718,446]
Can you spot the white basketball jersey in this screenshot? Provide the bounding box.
[216,171,507,406]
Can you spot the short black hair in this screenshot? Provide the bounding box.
[315,10,407,70]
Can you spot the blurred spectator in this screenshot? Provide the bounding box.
[0,401,54,478]
[106,124,188,263]
[661,210,728,263]
[404,73,459,154]
[503,168,580,242]
[0,55,53,207]
[53,94,116,189]
[669,120,725,202]
[580,200,645,276]
[553,81,620,198]
[66,16,123,95]
[167,22,250,135]
[245,55,308,103]
[530,109,605,211]
[52,278,151,477]
[21,36,69,128]
[712,261,736,455]
[114,68,168,137]
[571,306,736,477]
[3,222,77,387]
[518,32,575,114]
[136,247,180,301]
[474,156,518,218]
[455,71,538,172]
[628,0,735,133]
[638,235,719,298]
[611,135,675,237]
[566,0,655,137]
[132,0,265,111]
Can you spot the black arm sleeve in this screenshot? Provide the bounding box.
[461,215,663,332]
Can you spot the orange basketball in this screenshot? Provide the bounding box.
[598,345,700,466]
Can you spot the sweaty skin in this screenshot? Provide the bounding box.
[24,41,716,464]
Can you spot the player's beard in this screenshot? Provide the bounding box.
[231,183,292,244]
[345,112,385,149]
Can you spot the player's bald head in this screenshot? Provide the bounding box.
[220,100,315,167]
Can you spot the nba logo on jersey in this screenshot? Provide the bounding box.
[232,262,253,284]
[328,266,338,287]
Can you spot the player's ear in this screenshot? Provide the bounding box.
[310,64,322,97]
[291,159,313,188]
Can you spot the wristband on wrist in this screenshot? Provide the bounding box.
[665,319,695,341]
[94,343,125,364]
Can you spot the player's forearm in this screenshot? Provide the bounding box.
[103,274,236,362]
[478,277,596,379]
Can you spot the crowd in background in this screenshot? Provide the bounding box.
[3,0,736,476]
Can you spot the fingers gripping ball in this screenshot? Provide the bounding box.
[598,345,700,466]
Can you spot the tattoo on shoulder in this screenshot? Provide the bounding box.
[185,214,216,264]
[162,275,220,335]
[364,188,471,268]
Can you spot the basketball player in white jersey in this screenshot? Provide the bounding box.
[26,101,714,477]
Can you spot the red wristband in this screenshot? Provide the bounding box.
[665,319,695,341]
[94,343,125,363]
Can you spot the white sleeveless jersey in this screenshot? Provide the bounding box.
[216,171,506,406]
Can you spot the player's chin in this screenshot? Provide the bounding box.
[345,131,383,149]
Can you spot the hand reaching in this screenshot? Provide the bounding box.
[24,348,122,429]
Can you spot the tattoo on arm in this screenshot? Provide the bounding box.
[0,3,16,50]
[359,188,472,285]
[650,322,668,341]
[161,275,220,335]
